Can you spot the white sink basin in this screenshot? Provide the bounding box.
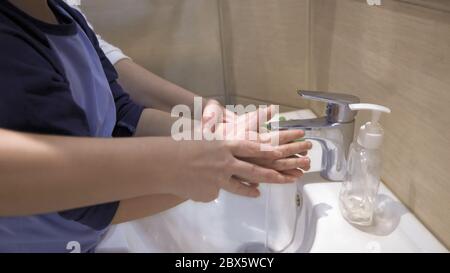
[105,186,305,253]
[97,110,447,253]
[97,182,318,253]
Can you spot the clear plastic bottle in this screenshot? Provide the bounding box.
[340,140,382,225]
[339,103,391,226]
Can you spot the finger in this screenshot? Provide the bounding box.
[235,109,256,133]
[222,177,260,198]
[231,178,260,188]
[259,130,305,145]
[228,140,283,159]
[298,156,311,171]
[231,159,296,184]
[255,105,275,130]
[278,130,305,144]
[276,141,313,158]
[281,169,304,178]
[233,179,260,189]
[239,105,273,132]
[290,154,311,171]
[271,157,311,171]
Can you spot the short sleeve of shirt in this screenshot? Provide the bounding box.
[59,202,120,231]
[67,7,144,137]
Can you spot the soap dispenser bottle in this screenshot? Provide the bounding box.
[339,103,391,226]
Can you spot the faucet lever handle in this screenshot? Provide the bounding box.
[298,90,360,123]
[299,90,360,105]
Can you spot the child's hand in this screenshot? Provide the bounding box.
[202,99,236,132]
[203,105,275,141]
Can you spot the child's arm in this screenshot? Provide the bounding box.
[114,59,203,114]
[133,108,181,137]
[112,195,186,224]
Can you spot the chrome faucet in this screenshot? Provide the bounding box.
[269,90,360,181]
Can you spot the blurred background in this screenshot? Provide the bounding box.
[82,0,450,249]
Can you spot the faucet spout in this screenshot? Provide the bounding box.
[269,117,355,181]
[267,90,360,181]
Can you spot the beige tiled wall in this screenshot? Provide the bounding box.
[219,0,311,108]
[231,96,300,113]
[82,0,225,98]
[83,0,312,106]
[309,0,450,248]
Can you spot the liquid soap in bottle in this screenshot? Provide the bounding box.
[339,103,391,226]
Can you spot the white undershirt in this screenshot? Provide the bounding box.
[64,0,131,65]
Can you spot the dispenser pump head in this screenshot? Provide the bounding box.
[349,103,391,149]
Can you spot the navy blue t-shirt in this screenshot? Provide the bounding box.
[0,0,144,252]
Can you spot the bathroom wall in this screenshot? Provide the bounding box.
[82,0,311,109]
[82,0,226,104]
[219,0,311,110]
[308,0,450,248]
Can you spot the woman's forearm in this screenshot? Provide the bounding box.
[115,59,206,112]
[0,129,185,217]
